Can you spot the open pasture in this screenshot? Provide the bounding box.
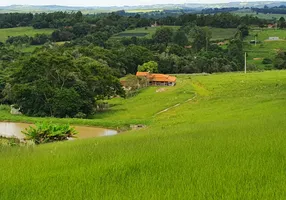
[1,71,286,199]
[0,27,54,42]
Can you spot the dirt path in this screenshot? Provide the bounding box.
[153,92,197,117]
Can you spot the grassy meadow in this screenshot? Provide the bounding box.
[244,29,286,69]
[1,71,286,199]
[112,26,236,41]
[112,26,181,39]
[0,27,54,42]
[209,27,237,40]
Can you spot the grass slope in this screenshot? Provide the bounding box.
[1,71,286,199]
[0,27,54,42]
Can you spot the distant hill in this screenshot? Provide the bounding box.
[1,2,286,13]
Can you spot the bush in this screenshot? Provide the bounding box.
[22,123,78,144]
[247,64,258,71]
[264,64,273,70]
[262,58,272,64]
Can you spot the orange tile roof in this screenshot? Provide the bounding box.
[150,74,176,82]
[136,72,176,83]
[136,72,150,77]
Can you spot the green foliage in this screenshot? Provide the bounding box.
[262,58,273,64]
[173,30,189,46]
[138,61,158,73]
[237,24,249,38]
[22,123,78,144]
[0,136,21,146]
[0,104,10,111]
[278,17,286,29]
[10,49,124,118]
[153,27,174,45]
[274,51,286,69]
[116,45,154,74]
[191,26,212,52]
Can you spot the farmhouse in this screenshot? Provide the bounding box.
[136,72,176,86]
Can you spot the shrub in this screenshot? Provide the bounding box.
[22,123,78,144]
[262,58,272,64]
[74,112,87,119]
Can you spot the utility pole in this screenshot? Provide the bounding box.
[244,52,247,74]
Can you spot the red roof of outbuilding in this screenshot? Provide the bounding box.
[136,72,176,83]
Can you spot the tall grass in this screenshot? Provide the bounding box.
[1,71,286,199]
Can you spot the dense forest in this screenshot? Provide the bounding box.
[0,10,282,118]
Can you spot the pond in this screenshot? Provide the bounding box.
[0,122,118,140]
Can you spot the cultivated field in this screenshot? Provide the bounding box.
[244,29,286,69]
[0,27,54,42]
[1,71,286,199]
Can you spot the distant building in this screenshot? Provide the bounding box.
[268,24,275,29]
[136,72,176,86]
[268,37,280,41]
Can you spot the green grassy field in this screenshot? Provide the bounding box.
[1,71,286,199]
[0,27,54,42]
[244,29,286,69]
[112,26,181,39]
[209,27,237,41]
[112,26,237,41]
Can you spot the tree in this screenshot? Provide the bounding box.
[278,17,286,29]
[192,26,212,52]
[227,39,244,70]
[153,27,174,45]
[173,31,189,46]
[274,51,286,69]
[116,45,154,74]
[237,24,249,38]
[138,61,158,73]
[10,50,124,117]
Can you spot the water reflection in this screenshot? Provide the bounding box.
[0,122,118,139]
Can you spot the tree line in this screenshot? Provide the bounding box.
[252,5,286,15]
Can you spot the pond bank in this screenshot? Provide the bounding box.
[0,122,118,140]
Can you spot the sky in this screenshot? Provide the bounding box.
[0,0,281,7]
